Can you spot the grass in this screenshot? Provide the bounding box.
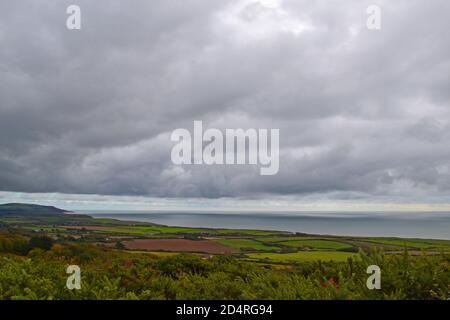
[215,239,281,251]
[72,225,207,236]
[278,239,353,250]
[215,229,286,236]
[256,236,320,243]
[60,225,286,237]
[246,251,355,263]
[361,238,450,249]
[22,226,68,232]
[6,210,449,259]
[128,251,181,257]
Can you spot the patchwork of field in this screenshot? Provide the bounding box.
[61,225,286,237]
[246,251,355,263]
[122,239,239,254]
[214,239,280,251]
[360,238,450,250]
[3,211,449,264]
[276,239,353,250]
[37,224,450,262]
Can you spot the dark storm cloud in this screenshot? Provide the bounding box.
[0,0,450,202]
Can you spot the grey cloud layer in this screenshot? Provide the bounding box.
[1,0,450,202]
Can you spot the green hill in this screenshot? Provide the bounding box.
[0,203,69,216]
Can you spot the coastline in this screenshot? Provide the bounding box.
[85,211,450,240]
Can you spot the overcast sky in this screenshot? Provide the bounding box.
[1,0,450,211]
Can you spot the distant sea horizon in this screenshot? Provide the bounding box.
[76,210,450,240]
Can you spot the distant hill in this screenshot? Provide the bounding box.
[0,203,69,216]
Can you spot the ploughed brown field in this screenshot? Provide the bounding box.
[122,239,238,254]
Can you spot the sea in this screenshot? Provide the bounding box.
[78,211,450,240]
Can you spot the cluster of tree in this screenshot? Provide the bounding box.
[0,233,53,255]
[0,232,448,300]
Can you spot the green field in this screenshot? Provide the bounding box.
[256,236,325,243]
[0,203,449,300]
[361,238,450,249]
[246,251,355,263]
[65,225,287,237]
[215,239,281,251]
[89,225,207,235]
[1,203,450,262]
[278,239,353,250]
[214,229,286,236]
